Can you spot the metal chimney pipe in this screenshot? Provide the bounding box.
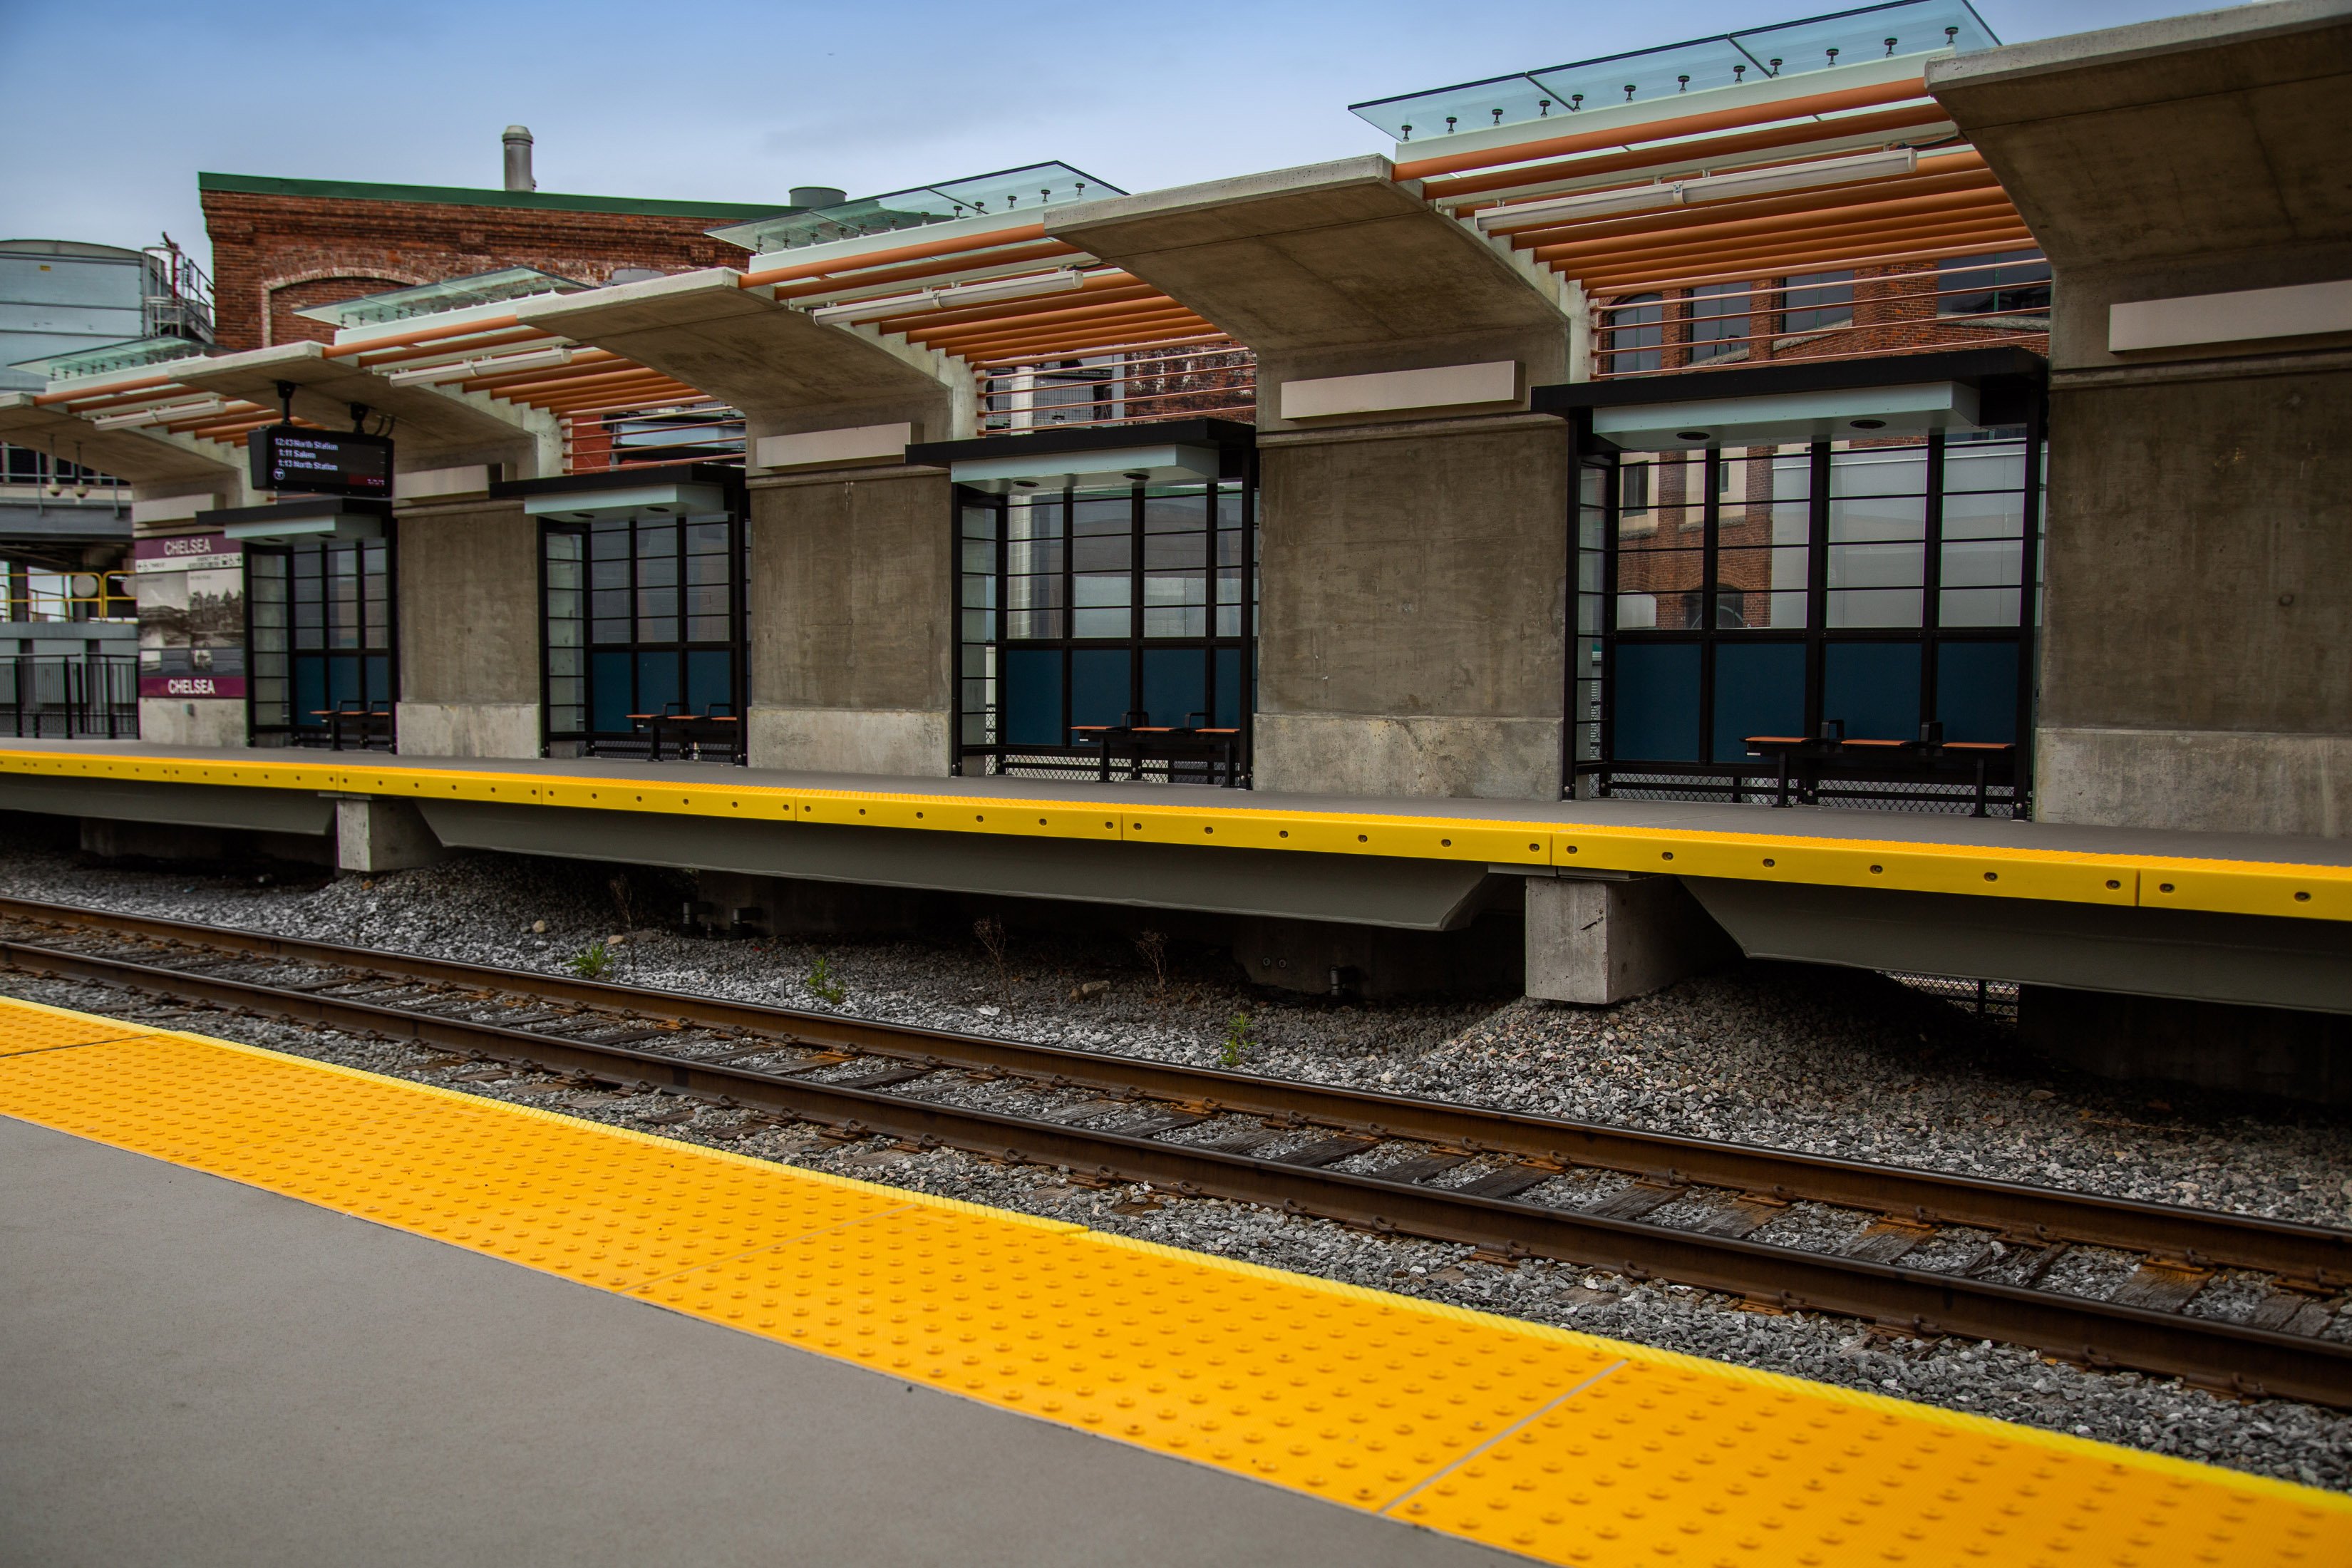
[502,125,536,192]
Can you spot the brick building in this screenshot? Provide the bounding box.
[199,172,786,351]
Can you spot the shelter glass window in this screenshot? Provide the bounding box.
[541,509,746,751]
[244,536,394,743]
[1826,440,1927,628]
[956,475,1257,782]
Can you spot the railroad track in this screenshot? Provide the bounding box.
[4,892,2349,1408]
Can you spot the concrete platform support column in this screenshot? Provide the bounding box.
[1931,6,2352,837]
[2021,986,2352,1105]
[1254,416,1567,799]
[745,468,954,777]
[1524,875,1737,1006]
[393,499,542,760]
[334,797,443,874]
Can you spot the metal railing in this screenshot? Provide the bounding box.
[563,400,747,473]
[981,340,1256,433]
[1592,255,2050,378]
[2,654,139,739]
[3,582,136,623]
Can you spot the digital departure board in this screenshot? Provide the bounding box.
[248,425,394,500]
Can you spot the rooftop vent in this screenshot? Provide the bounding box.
[503,125,536,193]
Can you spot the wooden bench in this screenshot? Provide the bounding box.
[309,703,394,752]
[629,708,742,763]
[1745,726,2016,815]
[1071,711,1242,785]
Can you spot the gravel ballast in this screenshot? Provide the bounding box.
[1,836,2348,1490]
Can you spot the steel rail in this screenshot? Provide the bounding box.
[1,894,2340,1283]
[4,902,2349,1406]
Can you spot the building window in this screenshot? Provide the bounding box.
[956,477,1255,780]
[1781,270,1855,334]
[247,536,394,741]
[1688,282,1750,363]
[540,510,746,751]
[1609,294,1666,373]
[1938,251,2051,319]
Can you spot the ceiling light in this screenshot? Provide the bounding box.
[1474,147,1922,233]
[386,345,574,386]
[810,269,1086,326]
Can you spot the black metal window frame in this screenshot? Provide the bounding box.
[244,530,398,746]
[1564,409,2045,814]
[536,507,751,756]
[954,470,1258,783]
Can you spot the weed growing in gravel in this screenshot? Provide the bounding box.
[1222,1012,1254,1068]
[1135,929,1170,996]
[974,916,1011,1000]
[567,941,614,979]
[805,955,846,1005]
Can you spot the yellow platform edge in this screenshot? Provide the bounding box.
[1,992,2345,1568]
[3,746,2346,924]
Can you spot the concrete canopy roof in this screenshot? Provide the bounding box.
[1928,0,2352,273]
[171,343,535,454]
[0,393,239,486]
[1043,157,1571,356]
[513,269,954,419]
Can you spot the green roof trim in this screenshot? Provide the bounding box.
[197,171,788,221]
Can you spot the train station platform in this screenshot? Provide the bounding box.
[2,994,2346,1567]
[1,738,2347,1014]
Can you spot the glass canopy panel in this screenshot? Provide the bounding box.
[295,267,588,329]
[12,334,208,382]
[1348,0,1997,140]
[708,163,1126,253]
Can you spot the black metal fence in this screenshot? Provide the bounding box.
[2,654,139,739]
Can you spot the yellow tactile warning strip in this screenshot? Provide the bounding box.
[1,745,2347,924]
[1,992,2347,1567]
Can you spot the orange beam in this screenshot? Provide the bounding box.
[874,276,1154,334]
[738,223,1051,289]
[1394,76,1932,181]
[908,292,1185,344]
[1533,190,2018,268]
[1497,158,1994,247]
[354,326,555,370]
[1575,219,2036,292]
[322,313,524,359]
[924,306,1208,356]
[770,239,1083,301]
[1425,100,1955,202]
[457,349,627,393]
[1581,228,2038,295]
[541,389,711,418]
[31,373,181,407]
[479,363,669,401]
[39,381,210,417]
[943,314,1214,362]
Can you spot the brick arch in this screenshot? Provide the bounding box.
[259,267,433,347]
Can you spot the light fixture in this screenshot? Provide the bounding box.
[1850,418,1887,429]
[1677,430,1712,441]
[92,397,226,430]
[810,269,1087,326]
[1474,147,1922,233]
[386,345,574,386]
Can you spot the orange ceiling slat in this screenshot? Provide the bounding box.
[971,331,1241,371]
[323,313,524,359]
[949,314,1219,363]
[928,305,1211,356]
[1534,191,2020,272]
[1496,158,1996,248]
[882,276,1156,334]
[908,293,1190,347]
[770,239,1085,302]
[738,223,1053,289]
[1394,76,1934,182]
[31,373,182,408]
[1580,227,2040,296]
[1427,100,1956,205]
[353,326,556,370]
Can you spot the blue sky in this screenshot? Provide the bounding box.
[5,0,2207,271]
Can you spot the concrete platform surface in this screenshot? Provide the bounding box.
[0,1114,1505,1568]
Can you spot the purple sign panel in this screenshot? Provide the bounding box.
[133,532,247,699]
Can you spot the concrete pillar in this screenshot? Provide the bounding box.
[393,500,542,759]
[1252,414,1569,799]
[2021,986,2352,1105]
[334,798,443,874]
[743,468,955,776]
[1524,875,1737,1005]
